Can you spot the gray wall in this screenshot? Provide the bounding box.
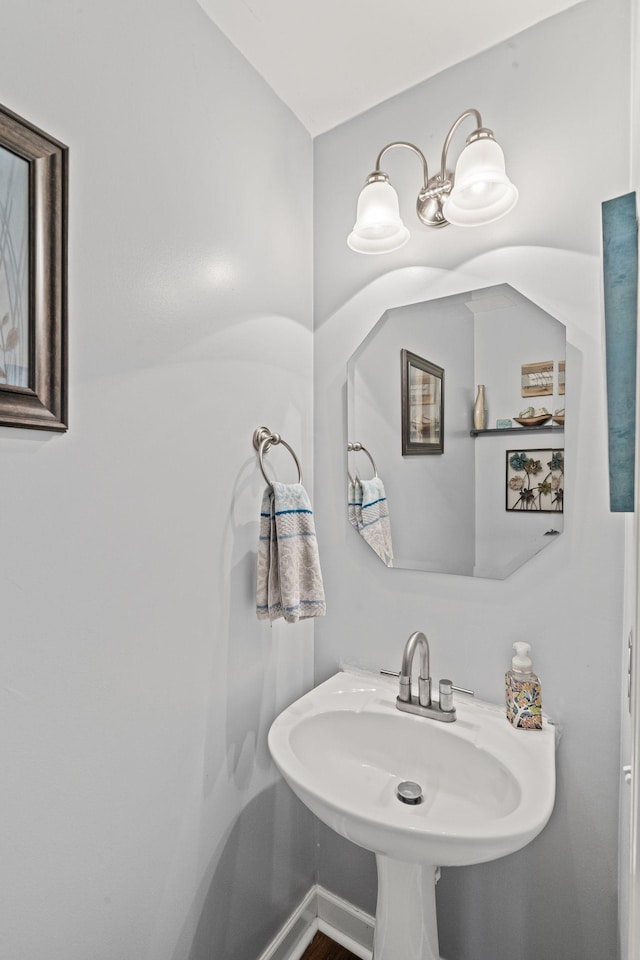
[0,2,315,959]
[313,2,629,958]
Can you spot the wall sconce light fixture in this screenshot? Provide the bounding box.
[347,108,518,254]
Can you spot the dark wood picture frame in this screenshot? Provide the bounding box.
[401,348,444,455]
[0,103,67,431]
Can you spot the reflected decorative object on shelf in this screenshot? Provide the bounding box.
[0,103,67,431]
[347,108,518,254]
[401,349,444,455]
[506,449,564,513]
[514,407,550,427]
[552,408,565,425]
[473,384,487,430]
[514,417,551,427]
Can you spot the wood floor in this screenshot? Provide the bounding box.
[300,931,361,960]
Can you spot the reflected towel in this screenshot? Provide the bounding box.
[348,476,393,567]
[256,482,326,623]
[348,477,361,531]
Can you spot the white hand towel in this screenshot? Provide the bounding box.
[256,482,326,623]
[348,477,361,530]
[352,476,394,567]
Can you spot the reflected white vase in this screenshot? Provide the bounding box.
[473,384,487,430]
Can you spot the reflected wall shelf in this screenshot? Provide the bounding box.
[470,425,565,437]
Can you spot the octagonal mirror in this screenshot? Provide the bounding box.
[347,283,566,579]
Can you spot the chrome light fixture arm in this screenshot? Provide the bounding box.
[418,108,498,228]
[372,141,430,192]
[373,141,448,228]
[439,108,484,181]
[363,139,450,231]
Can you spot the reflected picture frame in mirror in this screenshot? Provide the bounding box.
[401,349,444,455]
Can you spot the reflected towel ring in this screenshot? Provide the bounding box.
[253,426,303,487]
[347,441,378,480]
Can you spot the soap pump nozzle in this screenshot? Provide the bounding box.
[511,641,533,674]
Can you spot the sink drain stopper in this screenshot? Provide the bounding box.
[396,781,423,805]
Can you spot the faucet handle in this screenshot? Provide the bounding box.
[439,679,455,713]
[398,674,411,703]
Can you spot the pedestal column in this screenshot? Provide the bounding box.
[373,855,441,960]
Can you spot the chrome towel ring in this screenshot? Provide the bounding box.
[347,441,378,480]
[253,426,303,487]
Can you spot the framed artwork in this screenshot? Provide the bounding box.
[521,360,553,397]
[0,103,68,431]
[401,348,444,455]
[506,449,564,512]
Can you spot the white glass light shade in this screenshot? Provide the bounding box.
[347,179,410,254]
[442,137,518,227]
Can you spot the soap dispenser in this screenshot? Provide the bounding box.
[505,642,542,729]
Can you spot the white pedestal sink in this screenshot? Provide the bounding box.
[268,670,556,960]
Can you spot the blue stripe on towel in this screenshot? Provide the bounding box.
[284,599,326,612]
[277,531,317,540]
[361,517,389,530]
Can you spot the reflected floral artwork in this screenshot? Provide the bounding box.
[506,449,564,513]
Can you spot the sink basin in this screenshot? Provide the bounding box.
[268,669,556,960]
[270,669,555,867]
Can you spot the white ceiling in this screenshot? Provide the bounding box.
[196,0,583,136]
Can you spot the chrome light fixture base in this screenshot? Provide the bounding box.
[416,173,453,228]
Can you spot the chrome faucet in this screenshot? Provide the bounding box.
[396,631,457,722]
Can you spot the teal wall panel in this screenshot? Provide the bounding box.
[602,191,638,512]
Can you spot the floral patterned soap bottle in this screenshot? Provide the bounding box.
[505,642,542,729]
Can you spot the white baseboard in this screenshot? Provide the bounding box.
[256,887,319,960]
[257,884,375,960]
[316,886,374,959]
